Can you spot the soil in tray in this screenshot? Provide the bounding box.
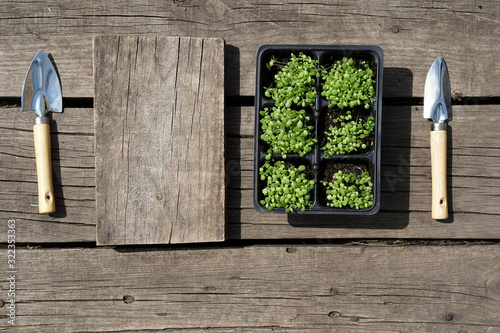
[317,160,374,209]
[318,106,374,156]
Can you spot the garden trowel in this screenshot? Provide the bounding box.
[424,56,452,220]
[21,50,63,214]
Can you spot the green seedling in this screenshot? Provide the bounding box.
[322,170,373,209]
[260,106,316,158]
[265,52,324,108]
[259,160,316,213]
[321,57,376,109]
[260,52,322,157]
[322,111,374,155]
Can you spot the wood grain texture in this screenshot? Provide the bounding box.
[2,245,500,331]
[0,107,97,243]
[94,36,225,245]
[1,105,500,242]
[431,129,448,220]
[0,0,499,97]
[33,123,56,214]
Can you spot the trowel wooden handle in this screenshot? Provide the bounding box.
[34,123,55,214]
[430,129,448,220]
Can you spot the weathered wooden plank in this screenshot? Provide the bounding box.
[229,209,500,240]
[1,105,500,242]
[0,107,97,242]
[0,108,95,187]
[2,245,500,331]
[94,36,225,245]
[1,0,499,97]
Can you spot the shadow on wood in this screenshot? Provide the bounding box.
[225,44,240,96]
[288,68,413,230]
[440,123,454,223]
[225,45,242,239]
[226,136,243,240]
[48,117,67,218]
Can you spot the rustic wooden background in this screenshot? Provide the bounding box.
[1,0,499,331]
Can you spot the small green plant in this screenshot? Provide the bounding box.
[259,160,316,213]
[260,106,316,158]
[321,57,375,109]
[264,52,324,108]
[322,111,374,155]
[322,170,373,209]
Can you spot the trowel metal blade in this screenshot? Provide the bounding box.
[423,56,452,123]
[21,49,63,117]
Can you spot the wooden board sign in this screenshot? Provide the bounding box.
[94,36,226,245]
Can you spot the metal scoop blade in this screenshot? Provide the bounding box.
[424,56,452,123]
[22,49,62,118]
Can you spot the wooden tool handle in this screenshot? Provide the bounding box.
[430,129,448,220]
[34,123,55,214]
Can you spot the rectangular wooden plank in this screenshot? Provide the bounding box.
[0,0,499,97]
[94,36,225,245]
[1,105,500,242]
[3,245,500,332]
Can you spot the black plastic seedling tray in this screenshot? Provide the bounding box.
[254,45,383,215]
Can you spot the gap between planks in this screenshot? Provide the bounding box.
[5,95,500,107]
